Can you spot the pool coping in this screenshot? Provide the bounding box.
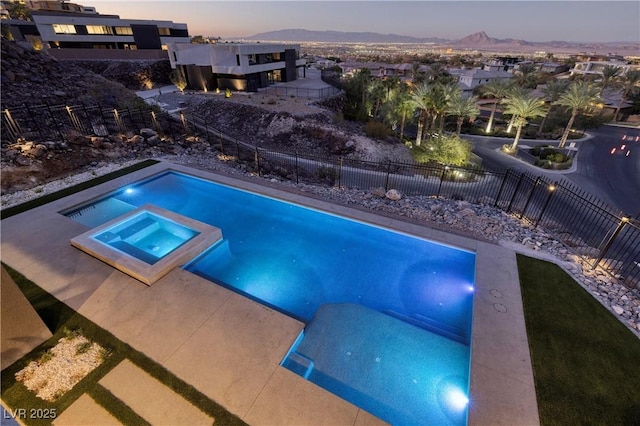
[0,160,540,425]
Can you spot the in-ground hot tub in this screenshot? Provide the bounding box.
[71,204,222,285]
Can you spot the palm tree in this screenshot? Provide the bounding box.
[554,81,601,147]
[446,95,480,135]
[613,70,640,122]
[515,63,538,88]
[537,80,569,135]
[502,93,547,151]
[431,82,461,134]
[480,79,514,133]
[504,87,531,133]
[599,65,622,96]
[409,83,432,146]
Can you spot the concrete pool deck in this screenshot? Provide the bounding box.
[0,161,540,425]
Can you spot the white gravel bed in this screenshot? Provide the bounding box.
[15,335,106,402]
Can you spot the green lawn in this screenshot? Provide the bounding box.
[0,264,247,426]
[518,254,640,425]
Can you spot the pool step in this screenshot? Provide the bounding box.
[282,351,314,379]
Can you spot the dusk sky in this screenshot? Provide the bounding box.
[88,1,640,43]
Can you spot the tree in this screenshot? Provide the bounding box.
[6,2,32,20]
[502,93,547,151]
[411,134,473,166]
[409,83,432,146]
[446,95,480,135]
[480,79,514,133]
[430,82,461,134]
[537,80,569,135]
[613,70,640,122]
[599,65,622,96]
[515,63,538,88]
[554,81,601,147]
[343,68,372,121]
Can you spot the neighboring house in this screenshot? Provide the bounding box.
[2,0,190,59]
[167,42,306,92]
[32,10,189,51]
[538,62,570,74]
[570,61,640,78]
[339,62,432,81]
[451,68,513,91]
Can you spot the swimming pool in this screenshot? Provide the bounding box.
[64,171,475,425]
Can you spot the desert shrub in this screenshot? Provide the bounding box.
[364,121,391,139]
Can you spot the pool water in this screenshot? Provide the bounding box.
[65,171,475,425]
[93,211,200,265]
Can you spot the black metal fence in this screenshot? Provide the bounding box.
[1,103,179,145]
[2,103,639,288]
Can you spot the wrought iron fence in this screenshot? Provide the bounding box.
[2,103,639,288]
[1,103,178,145]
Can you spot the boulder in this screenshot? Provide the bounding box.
[139,128,158,138]
[385,189,402,201]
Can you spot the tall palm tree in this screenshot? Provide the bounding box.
[409,83,432,146]
[431,82,461,134]
[613,70,640,122]
[599,65,622,96]
[480,79,514,133]
[446,95,480,135]
[502,93,547,151]
[504,87,531,133]
[554,81,601,147]
[537,80,569,135]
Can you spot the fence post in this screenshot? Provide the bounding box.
[494,169,511,207]
[338,156,343,188]
[219,130,224,155]
[535,182,557,227]
[255,147,261,176]
[506,172,525,213]
[295,150,299,185]
[384,161,392,191]
[593,216,629,268]
[520,176,542,219]
[437,166,448,197]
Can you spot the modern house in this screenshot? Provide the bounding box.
[450,68,513,91]
[167,42,306,92]
[2,0,190,59]
[570,60,640,78]
[31,10,189,54]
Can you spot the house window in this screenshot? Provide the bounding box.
[52,24,76,34]
[86,25,112,35]
[248,54,257,65]
[158,27,171,36]
[114,26,133,35]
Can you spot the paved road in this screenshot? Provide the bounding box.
[566,126,640,217]
[468,125,640,217]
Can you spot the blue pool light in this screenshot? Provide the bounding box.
[124,187,134,195]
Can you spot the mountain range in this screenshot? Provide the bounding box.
[242,29,639,53]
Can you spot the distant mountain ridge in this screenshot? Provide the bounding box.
[242,29,638,52]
